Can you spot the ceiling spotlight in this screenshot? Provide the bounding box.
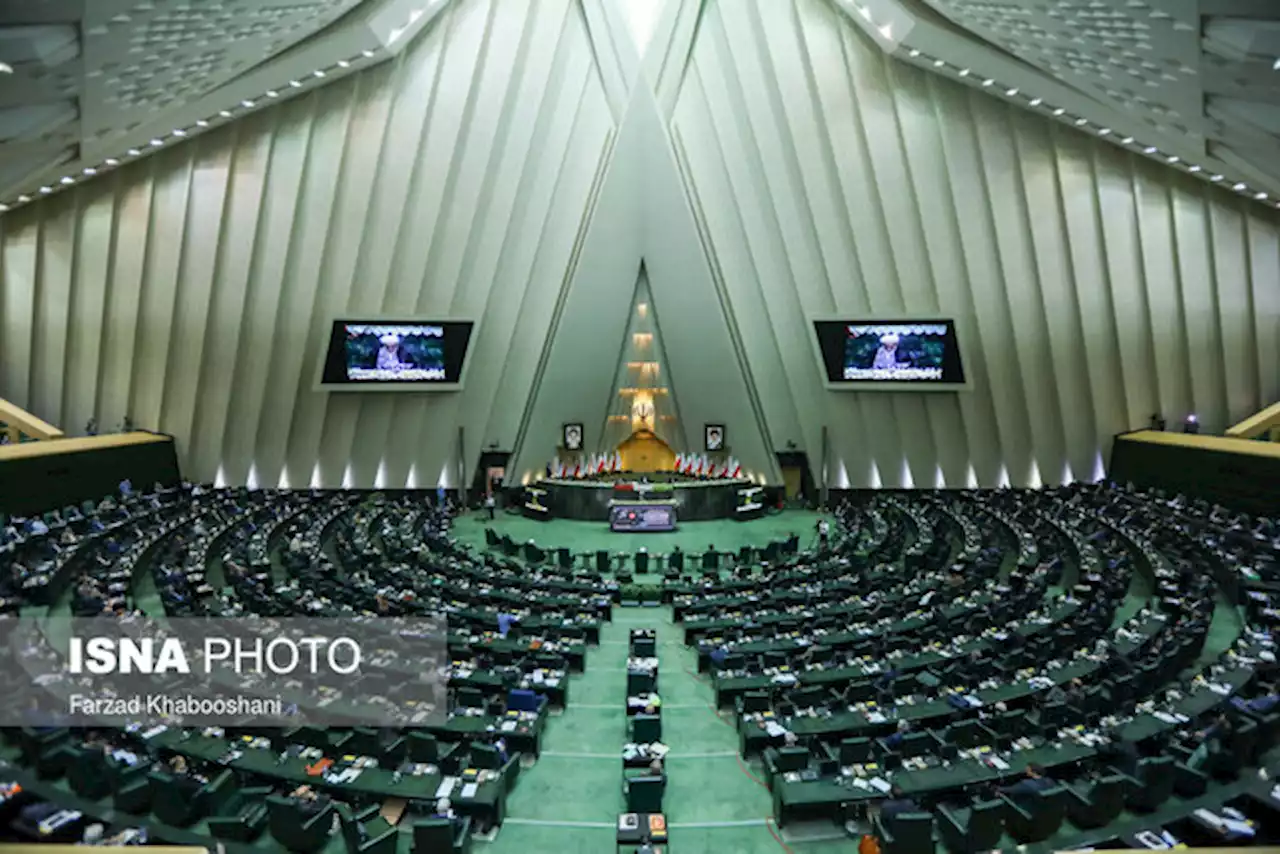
[1183,414,1200,434]
[105,158,119,166]
[196,119,209,128]
[1121,136,1134,144]
[1166,155,1179,163]
[1029,98,1043,106]
[1233,182,1247,191]
[18,195,30,203]
[313,69,326,78]
[172,128,186,136]
[1144,146,1157,154]
[39,186,52,194]
[1256,191,1269,200]
[362,50,375,58]
[0,203,8,212]
[982,78,994,86]
[266,90,279,98]
[82,167,97,176]
[1189,165,1201,172]
[909,49,920,58]
[877,23,893,39]
[1274,58,1280,70]
[150,138,164,147]
[933,59,945,67]
[1098,127,1111,135]
[0,61,11,74]
[1053,107,1065,116]
[1210,174,1224,182]
[59,176,74,185]
[127,148,141,156]
[857,5,872,20]
[1075,118,1087,125]
[289,80,302,88]
[241,100,255,108]
[337,60,350,68]
[219,110,232,117]
[1006,87,1019,96]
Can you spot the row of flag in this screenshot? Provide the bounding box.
[547,453,742,479]
[674,452,741,479]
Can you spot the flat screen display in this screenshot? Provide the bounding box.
[812,320,967,389]
[610,503,677,532]
[318,320,474,390]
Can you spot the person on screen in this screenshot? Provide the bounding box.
[376,333,411,371]
[872,333,909,370]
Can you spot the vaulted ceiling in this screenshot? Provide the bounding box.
[0,0,449,208]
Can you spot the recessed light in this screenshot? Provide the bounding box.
[1053,108,1065,116]
[219,110,232,117]
[1256,191,1269,199]
[289,80,302,88]
[337,60,350,68]
[362,50,375,58]
[39,186,52,194]
[196,119,209,127]
[60,176,74,185]
[1166,155,1179,163]
[982,78,994,86]
[172,128,186,137]
[1144,146,1157,154]
[1075,118,1088,126]
[959,68,970,77]
[1006,88,1019,96]
[105,158,119,166]
[82,167,97,175]
[1233,182,1247,191]
[909,49,920,58]
[1098,127,1111,135]
[241,100,255,108]
[150,138,164,147]
[0,203,8,212]
[266,90,279,98]
[1189,165,1201,172]
[0,61,12,74]
[18,195,31,203]
[1029,98,1043,106]
[933,59,945,67]
[1121,136,1134,144]
[313,69,326,78]
[127,148,141,156]
[1273,58,1280,70]
[1210,174,1224,182]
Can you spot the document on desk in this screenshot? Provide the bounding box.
[868,777,891,794]
[435,777,458,799]
[764,721,787,738]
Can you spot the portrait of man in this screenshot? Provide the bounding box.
[376,333,412,371]
[705,424,725,452]
[563,423,583,451]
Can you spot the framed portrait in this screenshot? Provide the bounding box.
[563,422,584,451]
[705,423,725,452]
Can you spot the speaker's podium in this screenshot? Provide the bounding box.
[617,812,667,852]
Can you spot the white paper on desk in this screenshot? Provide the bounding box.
[141,725,168,740]
[1222,817,1255,836]
[1153,712,1178,724]
[866,712,886,724]
[851,778,871,790]
[1194,809,1223,828]
[1210,683,1231,695]
[764,722,787,738]
[989,756,1009,771]
[868,777,891,794]
[461,783,479,799]
[501,721,516,732]
[435,778,458,799]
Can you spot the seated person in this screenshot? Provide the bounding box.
[1187,714,1233,770]
[289,784,331,816]
[878,784,920,827]
[999,763,1055,806]
[884,719,911,750]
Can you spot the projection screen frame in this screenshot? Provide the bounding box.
[314,315,479,393]
[809,314,975,392]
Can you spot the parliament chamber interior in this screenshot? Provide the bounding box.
[1,0,1279,852]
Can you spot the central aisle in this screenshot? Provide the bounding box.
[483,606,853,853]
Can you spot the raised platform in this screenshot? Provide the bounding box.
[528,476,755,522]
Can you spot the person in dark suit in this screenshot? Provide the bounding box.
[1000,763,1055,807]
[878,784,920,829]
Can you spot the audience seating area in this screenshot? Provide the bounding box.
[0,480,1279,851]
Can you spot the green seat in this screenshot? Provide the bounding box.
[207,785,273,842]
[412,816,472,854]
[336,803,397,854]
[266,794,336,853]
[148,768,234,827]
[67,746,113,800]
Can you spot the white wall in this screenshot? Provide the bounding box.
[2,0,1277,490]
[0,0,615,489]
[669,0,1280,488]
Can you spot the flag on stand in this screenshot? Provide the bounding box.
[729,457,742,479]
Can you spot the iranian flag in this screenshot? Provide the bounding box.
[729,457,742,479]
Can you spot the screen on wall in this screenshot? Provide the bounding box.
[318,320,474,390]
[812,320,967,390]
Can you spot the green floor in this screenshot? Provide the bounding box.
[452,508,823,557]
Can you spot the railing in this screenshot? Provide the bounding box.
[1225,400,1280,442]
[0,397,64,444]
